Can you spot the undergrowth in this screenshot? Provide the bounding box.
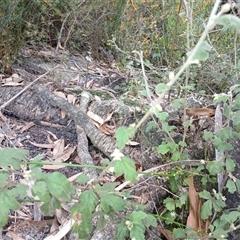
[1,1,240,240]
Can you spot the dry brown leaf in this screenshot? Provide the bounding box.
[187,172,209,238]
[103,111,114,123]
[41,164,65,170]
[60,109,66,119]
[29,141,54,149]
[44,219,75,240]
[52,139,65,157]
[55,209,63,224]
[126,140,140,146]
[50,218,60,236]
[85,79,94,88]
[53,146,76,162]
[87,111,104,125]
[186,108,215,117]
[68,172,82,182]
[187,173,199,230]
[20,121,35,133]
[69,74,80,84]
[42,140,76,169]
[46,131,58,142]
[94,95,101,102]
[16,210,29,218]
[67,94,77,105]
[51,138,76,162]
[99,123,115,135]
[158,226,173,240]
[3,82,23,86]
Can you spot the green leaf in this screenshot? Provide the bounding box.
[0,148,28,170]
[173,228,186,239]
[146,121,157,132]
[182,120,192,128]
[0,172,10,188]
[236,179,240,193]
[79,190,98,215]
[32,181,51,202]
[101,194,125,213]
[113,157,138,183]
[40,197,61,216]
[0,190,19,211]
[96,214,107,229]
[162,122,176,132]
[216,127,233,141]
[226,179,236,194]
[224,211,240,223]
[46,172,72,201]
[206,160,224,174]
[130,224,145,240]
[172,98,184,110]
[188,41,211,62]
[169,174,179,193]
[10,184,27,199]
[156,111,169,121]
[0,207,8,227]
[171,151,180,161]
[115,220,129,239]
[130,211,147,223]
[215,14,240,31]
[115,126,135,150]
[180,194,188,205]
[213,198,226,212]
[29,166,44,180]
[76,174,89,184]
[203,131,213,141]
[123,190,131,199]
[201,199,213,220]
[163,197,175,211]
[75,217,93,239]
[226,158,236,172]
[223,103,231,117]
[140,89,148,97]
[213,93,229,104]
[155,83,169,94]
[199,190,211,200]
[156,144,171,154]
[31,154,44,162]
[178,141,187,147]
[144,214,157,227]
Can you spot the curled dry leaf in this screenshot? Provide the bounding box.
[158,226,173,240]
[99,123,115,135]
[42,138,76,170]
[53,146,76,162]
[29,141,54,149]
[186,108,215,117]
[52,138,65,157]
[67,94,77,105]
[126,140,140,146]
[187,172,209,237]
[20,122,35,133]
[44,219,75,240]
[87,111,104,125]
